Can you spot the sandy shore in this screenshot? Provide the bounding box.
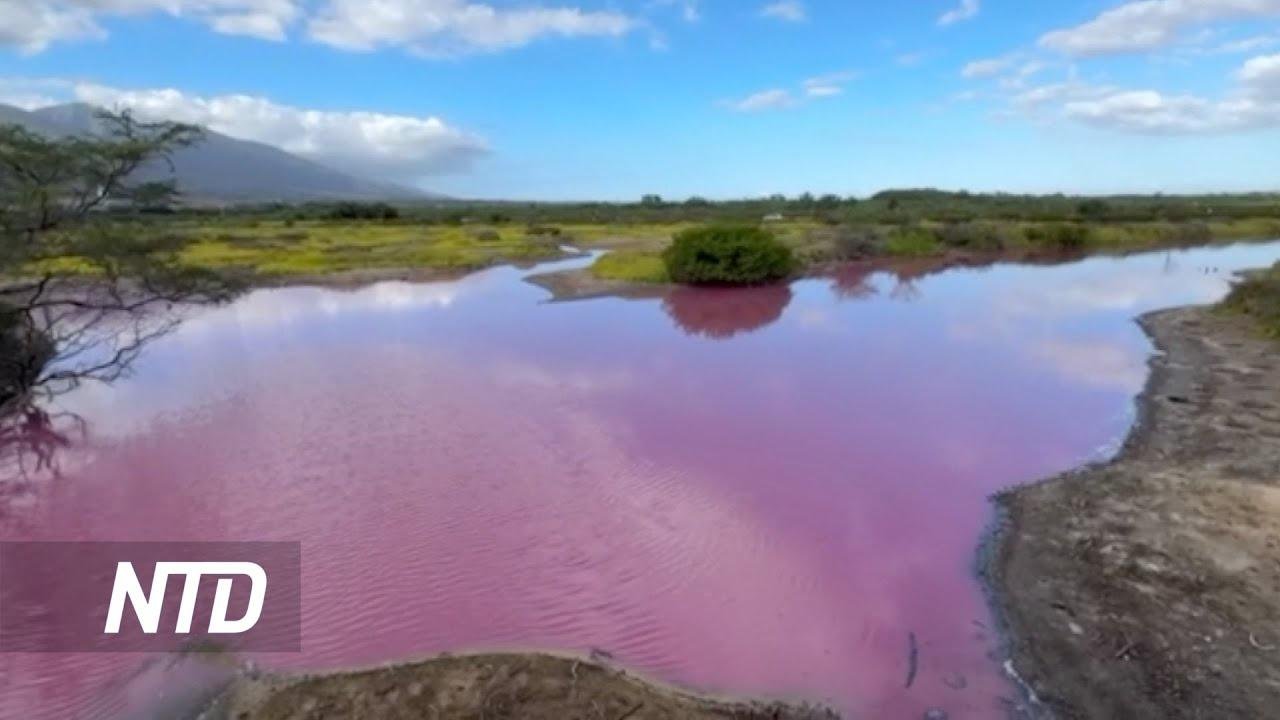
[211,651,837,720]
[986,306,1280,718]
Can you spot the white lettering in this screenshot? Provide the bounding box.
[103,562,267,635]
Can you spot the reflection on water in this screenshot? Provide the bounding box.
[0,404,82,522]
[2,241,1280,720]
[663,285,793,339]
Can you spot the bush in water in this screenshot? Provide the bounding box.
[663,226,795,285]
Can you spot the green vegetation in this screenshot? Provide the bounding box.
[885,227,943,257]
[170,221,566,278]
[0,111,239,409]
[1223,263,1280,337]
[30,210,1278,287]
[1022,223,1092,251]
[663,226,795,285]
[589,250,670,283]
[325,202,401,221]
[1,117,1277,287]
[227,189,1280,228]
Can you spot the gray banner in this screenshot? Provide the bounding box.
[0,541,301,652]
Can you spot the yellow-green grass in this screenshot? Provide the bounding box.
[26,221,568,280]
[589,250,671,283]
[18,217,1280,284]
[190,222,562,273]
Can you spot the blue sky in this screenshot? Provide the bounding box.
[0,0,1278,200]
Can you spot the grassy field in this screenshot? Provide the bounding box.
[174,220,570,277]
[582,217,1280,283]
[22,214,1280,285]
[588,250,671,283]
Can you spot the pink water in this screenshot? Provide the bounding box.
[4,242,1280,719]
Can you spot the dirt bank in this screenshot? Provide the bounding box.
[523,267,669,302]
[214,652,837,720]
[987,307,1280,719]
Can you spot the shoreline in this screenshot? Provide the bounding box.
[526,238,1279,303]
[154,235,1278,299]
[210,650,838,720]
[983,304,1280,718]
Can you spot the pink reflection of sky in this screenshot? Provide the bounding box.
[3,242,1280,720]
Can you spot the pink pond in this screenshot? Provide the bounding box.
[3,242,1280,720]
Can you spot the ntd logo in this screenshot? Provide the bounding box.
[0,541,300,652]
[105,561,267,635]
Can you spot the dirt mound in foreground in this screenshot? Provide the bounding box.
[218,652,839,720]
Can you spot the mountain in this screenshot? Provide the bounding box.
[0,103,432,204]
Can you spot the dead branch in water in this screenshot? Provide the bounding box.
[905,631,919,689]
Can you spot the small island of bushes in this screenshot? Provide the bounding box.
[662,226,796,285]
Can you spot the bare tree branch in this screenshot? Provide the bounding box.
[0,108,237,488]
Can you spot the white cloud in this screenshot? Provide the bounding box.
[1065,90,1224,131]
[1214,33,1280,53]
[1029,338,1147,392]
[724,88,797,112]
[206,8,294,40]
[0,0,299,51]
[804,85,841,98]
[650,0,700,23]
[725,71,854,111]
[1039,53,1280,133]
[1040,0,1280,57]
[803,70,857,97]
[71,84,489,180]
[0,0,653,55]
[938,0,979,26]
[759,1,806,23]
[0,1,100,52]
[1240,50,1280,87]
[962,56,1014,78]
[0,77,73,109]
[307,0,637,56]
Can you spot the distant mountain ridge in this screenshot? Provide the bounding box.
[0,103,433,205]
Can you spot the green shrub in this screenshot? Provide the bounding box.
[884,226,942,257]
[1076,199,1110,220]
[829,226,886,259]
[1025,223,1092,250]
[662,226,795,285]
[327,202,400,221]
[1222,263,1280,337]
[937,222,1005,251]
[1164,221,1213,245]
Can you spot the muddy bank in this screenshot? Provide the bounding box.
[987,307,1280,718]
[212,652,838,720]
[523,267,669,302]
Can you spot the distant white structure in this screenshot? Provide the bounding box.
[763,213,785,222]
